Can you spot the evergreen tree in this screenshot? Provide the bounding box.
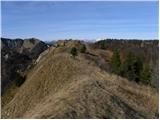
[132,56,143,82]
[80,44,86,53]
[110,50,152,86]
[122,52,143,82]
[139,65,152,85]
[100,41,106,49]
[110,49,121,75]
[70,47,77,57]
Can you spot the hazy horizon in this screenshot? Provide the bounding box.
[2,1,158,41]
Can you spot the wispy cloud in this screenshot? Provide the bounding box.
[2,1,158,40]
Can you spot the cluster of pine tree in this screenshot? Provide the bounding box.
[70,44,87,58]
[110,50,152,85]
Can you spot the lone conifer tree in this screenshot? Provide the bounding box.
[70,47,77,57]
[80,44,86,53]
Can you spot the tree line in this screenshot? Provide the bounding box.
[70,44,152,86]
[110,49,152,85]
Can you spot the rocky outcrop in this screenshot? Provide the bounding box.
[35,46,56,64]
[1,38,48,94]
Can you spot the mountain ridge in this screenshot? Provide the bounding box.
[1,38,159,118]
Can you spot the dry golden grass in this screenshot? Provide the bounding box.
[2,42,159,119]
[1,84,19,108]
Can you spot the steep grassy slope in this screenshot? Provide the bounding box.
[2,42,158,118]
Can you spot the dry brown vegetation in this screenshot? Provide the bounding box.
[1,41,159,118]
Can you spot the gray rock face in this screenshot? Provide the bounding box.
[1,38,48,94]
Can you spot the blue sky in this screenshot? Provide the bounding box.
[1,1,158,41]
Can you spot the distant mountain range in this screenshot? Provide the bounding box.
[1,38,48,94]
